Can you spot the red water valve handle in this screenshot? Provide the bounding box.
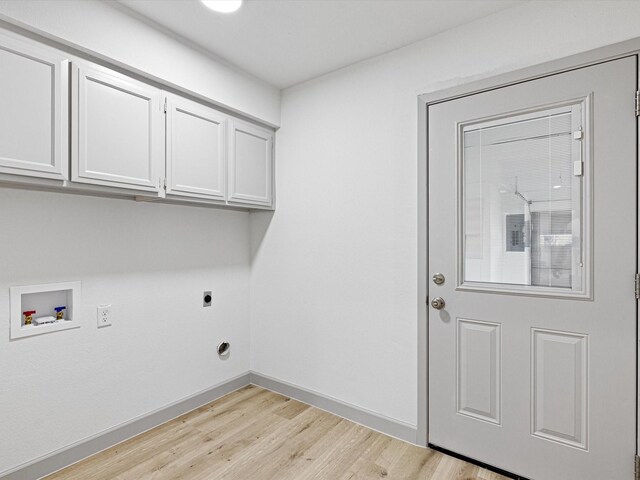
[23,310,36,316]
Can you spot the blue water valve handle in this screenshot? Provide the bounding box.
[54,305,67,320]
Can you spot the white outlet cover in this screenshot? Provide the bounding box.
[97,304,112,328]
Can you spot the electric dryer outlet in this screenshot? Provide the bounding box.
[203,291,212,307]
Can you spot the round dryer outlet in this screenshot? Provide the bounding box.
[217,341,230,357]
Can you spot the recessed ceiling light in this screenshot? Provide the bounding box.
[201,0,242,13]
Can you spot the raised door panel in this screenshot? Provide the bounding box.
[72,63,162,193]
[228,119,273,207]
[0,32,68,180]
[532,328,588,449]
[457,318,501,424]
[166,95,226,200]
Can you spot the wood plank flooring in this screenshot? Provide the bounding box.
[45,386,509,480]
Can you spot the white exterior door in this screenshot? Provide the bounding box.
[428,57,637,479]
[72,62,163,193]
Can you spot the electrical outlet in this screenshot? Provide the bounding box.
[97,304,112,328]
[203,291,212,307]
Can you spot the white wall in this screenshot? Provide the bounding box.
[0,0,280,126]
[3,1,640,473]
[0,190,251,473]
[0,1,277,473]
[250,0,640,428]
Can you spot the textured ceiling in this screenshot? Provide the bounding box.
[117,0,521,89]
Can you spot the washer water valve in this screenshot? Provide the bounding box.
[54,306,66,320]
[23,310,36,326]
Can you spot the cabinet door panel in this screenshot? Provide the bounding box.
[228,119,273,207]
[0,33,68,180]
[72,63,162,193]
[166,95,226,200]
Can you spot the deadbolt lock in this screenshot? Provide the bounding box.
[430,297,445,310]
[432,273,445,285]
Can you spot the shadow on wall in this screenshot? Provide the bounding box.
[0,189,253,283]
[249,210,275,264]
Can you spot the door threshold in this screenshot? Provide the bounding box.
[428,443,531,480]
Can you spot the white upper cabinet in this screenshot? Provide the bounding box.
[0,32,68,181]
[165,94,226,201]
[0,27,276,209]
[71,62,163,194]
[228,119,274,207]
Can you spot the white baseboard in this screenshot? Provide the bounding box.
[0,372,252,480]
[2,371,418,479]
[250,371,418,444]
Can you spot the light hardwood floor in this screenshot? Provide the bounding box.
[46,386,509,480]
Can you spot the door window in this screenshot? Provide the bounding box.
[460,103,586,295]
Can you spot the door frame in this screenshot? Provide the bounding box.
[417,37,640,452]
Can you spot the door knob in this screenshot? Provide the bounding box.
[431,297,445,310]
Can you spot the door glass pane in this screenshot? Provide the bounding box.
[461,105,582,291]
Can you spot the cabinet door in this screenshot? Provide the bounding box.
[166,94,226,200]
[0,32,68,180]
[228,119,274,207]
[72,63,163,193]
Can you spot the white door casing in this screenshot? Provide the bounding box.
[0,31,68,180]
[71,62,163,193]
[427,56,637,479]
[165,93,227,201]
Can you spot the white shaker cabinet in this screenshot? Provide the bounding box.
[228,119,274,208]
[0,27,276,209]
[71,63,164,194]
[0,32,68,181]
[165,94,226,201]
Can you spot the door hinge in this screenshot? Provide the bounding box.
[163,178,167,189]
[635,273,640,299]
[635,91,639,117]
[634,454,640,480]
[163,97,167,114]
